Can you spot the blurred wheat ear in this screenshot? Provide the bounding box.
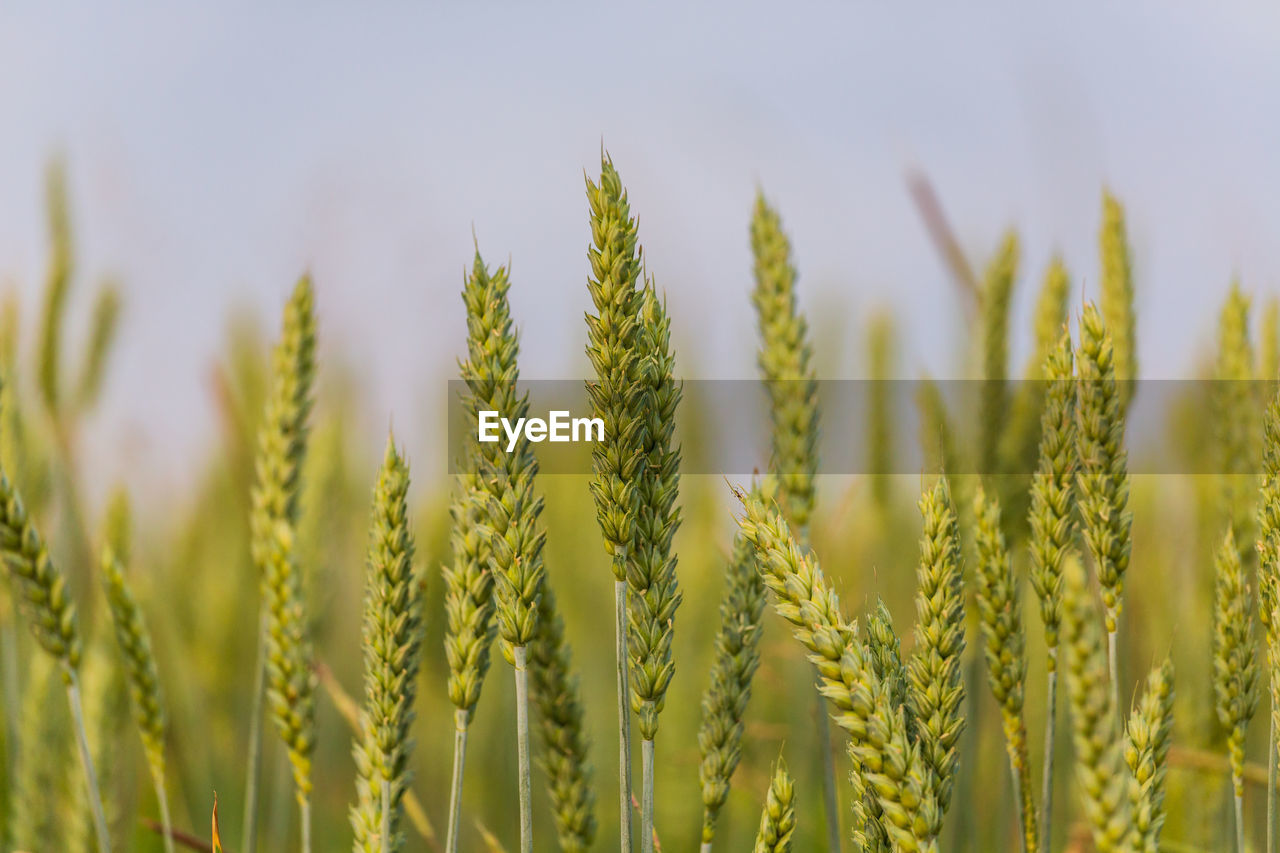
[753,758,795,853]
[1213,526,1258,853]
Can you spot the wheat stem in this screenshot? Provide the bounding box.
[641,739,655,853]
[381,780,392,853]
[1041,664,1057,852]
[816,701,839,852]
[512,644,533,853]
[1235,789,1245,853]
[301,797,312,853]
[1108,631,1119,712]
[615,575,634,853]
[243,616,267,853]
[152,767,176,853]
[67,671,111,853]
[446,710,468,853]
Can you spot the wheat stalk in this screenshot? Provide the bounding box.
[905,476,967,835]
[753,759,796,853]
[246,275,317,853]
[1061,555,1134,853]
[460,251,547,853]
[101,525,173,853]
[972,486,1037,852]
[585,153,646,853]
[697,527,766,850]
[1099,190,1137,415]
[1213,526,1258,852]
[627,281,682,853]
[0,465,110,852]
[749,191,837,851]
[349,438,422,853]
[735,486,942,852]
[1076,302,1132,709]
[1125,657,1174,852]
[1027,327,1077,849]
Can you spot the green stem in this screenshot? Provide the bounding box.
[615,576,634,853]
[1107,629,1119,712]
[242,615,268,853]
[641,739,655,853]
[381,779,392,853]
[301,795,312,853]
[699,843,712,853]
[1236,786,1246,853]
[446,710,469,853]
[1009,754,1030,853]
[1,618,20,784]
[816,688,840,852]
[67,670,112,853]
[151,766,176,853]
[1041,665,1057,853]
[514,644,533,853]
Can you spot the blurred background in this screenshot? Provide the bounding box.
[2,3,1280,851]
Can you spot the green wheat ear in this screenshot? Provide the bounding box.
[978,229,1019,479]
[853,600,910,852]
[529,584,597,853]
[751,191,818,533]
[907,477,966,816]
[1099,190,1137,415]
[75,281,122,413]
[351,438,422,853]
[1126,657,1174,852]
[1213,525,1258,850]
[753,759,796,853]
[443,472,495,719]
[1215,283,1259,545]
[971,486,1036,852]
[697,522,767,849]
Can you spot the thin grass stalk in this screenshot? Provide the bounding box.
[1042,667,1057,851]
[446,710,468,853]
[514,645,533,853]
[243,615,268,853]
[301,798,311,853]
[615,576,634,852]
[641,739,655,853]
[67,671,112,853]
[152,767,176,853]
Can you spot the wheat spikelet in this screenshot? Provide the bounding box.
[907,477,967,816]
[1213,526,1258,851]
[753,759,796,853]
[1061,555,1134,853]
[735,488,941,852]
[1099,190,1137,414]
[247,275,317,850]
[529,584,597,853]
[972,486,1036,852]
[697,527,766,848]
[1125,657,1174,852]
[853,600,911,851]
[443,473,495,719]
[1076,302,1132,699]
[350,438,422,853]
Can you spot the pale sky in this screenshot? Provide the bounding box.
[2,2,1279,505]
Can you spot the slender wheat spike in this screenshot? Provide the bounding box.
[529,584,598,853]
[101,538,174,853]
[853,600,911,851]
[1216,283,1258,545]
[697,529,767,850]
[461,251,546,853]
[750,192,818,533]
[1061,555,1135,853]
[75,282,121,412]
[753,759,796,853]
[442,469,495,853]
[1260,374,1280,853]
[972,486,1037,852]
[585,153,646,853]
[350,439,422,853]
[979,230,1019,480]
[1213,526,1258,852]
[37,158,72,417]
[1076,302,1132,707]
[1027,328,1077,849]
[735,488,942,852]
[750,191,836,851]
[0,466,110,852]
[246,275,317,853]
[1099,190,1137,415]
[907,478,967,817]
[627,282,682,853]
[1260,297,1279,383]
[1125,657,1174,853]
